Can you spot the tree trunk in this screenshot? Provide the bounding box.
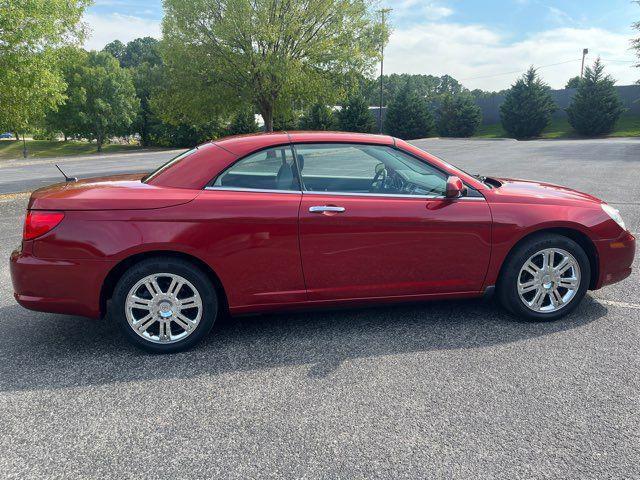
[22,133,27,158]
[260,103,274,132]
[14,132,19,141]
[96,135,103,153]
[63,133,68,142]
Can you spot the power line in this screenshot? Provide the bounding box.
[459,58,580,81]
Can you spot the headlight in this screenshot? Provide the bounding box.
[601,204,626,231]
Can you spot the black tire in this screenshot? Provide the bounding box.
[497,234,590,321]
[111,257,218,353]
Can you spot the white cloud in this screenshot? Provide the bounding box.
[83,13,161,51]
[384,23,638,90]
[389,0,454,22]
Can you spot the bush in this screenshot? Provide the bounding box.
[566,59,625,136]
[500,67,555,139]
[384,82,434,139]
[299,103,336,130]
[436,94,482,137]
[150,121,221,148]
[338,94,376,133]
[228,107,258,135]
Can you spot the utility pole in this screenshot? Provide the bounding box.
[378,8,391,134]
[580,48,589,78]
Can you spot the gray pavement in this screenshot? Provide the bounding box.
[0,138,638,479]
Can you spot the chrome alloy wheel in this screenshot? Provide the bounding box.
[125,273,203,344]
[517,248,581,313]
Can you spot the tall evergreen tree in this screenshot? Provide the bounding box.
[566,59,625,136]
[299,103,336,130]
[500,67,555,139]
[436,93,482,137]
[384,82,433,139]
[338,95,376,133]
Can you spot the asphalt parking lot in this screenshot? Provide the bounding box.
[0,138,638,479]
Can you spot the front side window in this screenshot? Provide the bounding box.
[294,144,448,196]
[212,146,299,191]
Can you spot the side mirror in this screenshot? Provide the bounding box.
[445,176,466,198]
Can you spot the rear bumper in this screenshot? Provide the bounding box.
[10,246,112,319]
[594,231,635,289]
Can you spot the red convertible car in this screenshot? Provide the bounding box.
[10,132,635,353]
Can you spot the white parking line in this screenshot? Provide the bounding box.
[596,299,640,310]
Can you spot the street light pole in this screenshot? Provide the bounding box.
[580,48,589,78]
[378,8,391,134]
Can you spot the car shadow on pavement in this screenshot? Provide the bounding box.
[0,296,607,392]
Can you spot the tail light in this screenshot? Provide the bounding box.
[23,211,65,240]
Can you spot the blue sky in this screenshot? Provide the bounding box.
[84,0,639,90]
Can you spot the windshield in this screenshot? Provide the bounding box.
[142,148,198,183]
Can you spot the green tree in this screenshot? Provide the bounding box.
[228,107,259,135]
[338,94,376,133]
[103,40,126,64]
[364,73,465,106]
[160,0,386,132]
[384,82,433,139]
[500,67,555,139]
[121,37,162,69]
[0,0,89,144]
[44,48,88,141]
[105,38,164,146]
[565,76,582,89]
[55,51,139,151]
[299,103,337,130]
[566,59,625,136]
[436,94,482,137]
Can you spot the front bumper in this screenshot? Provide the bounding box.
[594,230,636,289]
[10,245,112,319]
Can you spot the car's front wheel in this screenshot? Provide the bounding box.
[498,234,591,321]
[112,258,218,353]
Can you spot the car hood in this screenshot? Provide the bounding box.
[489,177,604,205]
[28,173,200,211]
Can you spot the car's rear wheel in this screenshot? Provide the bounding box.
[112,258,217,353]
[497,234,590,321]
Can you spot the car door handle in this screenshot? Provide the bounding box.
[309,205,346,213]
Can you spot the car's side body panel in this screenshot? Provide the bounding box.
[298,193,492,300]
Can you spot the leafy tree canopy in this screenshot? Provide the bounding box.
[103,37,164,146]
[500,67,556,139]
[565,76,582,89]
[0,0,89,133]
[160,0,387,131]
[566,59,625,136]
[384,82,433,139]
[49,51,139,151]
[364,73,465,106]
[436,93,482,137]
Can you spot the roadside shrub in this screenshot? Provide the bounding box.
[384,82,433,139]
[228,107,258,135]
[500,67,555,139]
[566,59,625,136]
[338,94,376,133]
[150,121,221,148]
[436,94,482,137]
[299,103,336,130]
